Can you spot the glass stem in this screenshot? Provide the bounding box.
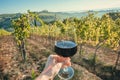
[63,67,68,73]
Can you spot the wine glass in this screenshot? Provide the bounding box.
[54,40,77,80]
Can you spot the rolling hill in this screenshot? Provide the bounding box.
[0,8,120,31]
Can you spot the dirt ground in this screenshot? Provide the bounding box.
[0,34,119,80]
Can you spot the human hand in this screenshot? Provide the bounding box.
[35,55,71,80]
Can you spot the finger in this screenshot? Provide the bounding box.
[51,55,64,63]
[51,55,71,64]
[62,65,67,68]
[50,55,58,58]
[64,60,71,66]
[56,57,70,62]
[62,60,71,68]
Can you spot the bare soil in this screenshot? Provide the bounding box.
[0,34,120,80]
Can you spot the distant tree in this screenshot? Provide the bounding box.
[107,12,120,20]
[41,10,49,13]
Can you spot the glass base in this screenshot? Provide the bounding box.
[58,66,74,80]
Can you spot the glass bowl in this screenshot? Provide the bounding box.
[58,66,74,80]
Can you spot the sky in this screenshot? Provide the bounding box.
[0,0,120,14]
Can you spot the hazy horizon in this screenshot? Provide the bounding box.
[0,0,120,14]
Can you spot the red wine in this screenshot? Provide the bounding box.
[54,41,77,57]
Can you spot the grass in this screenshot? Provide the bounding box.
[0,29,11,36]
